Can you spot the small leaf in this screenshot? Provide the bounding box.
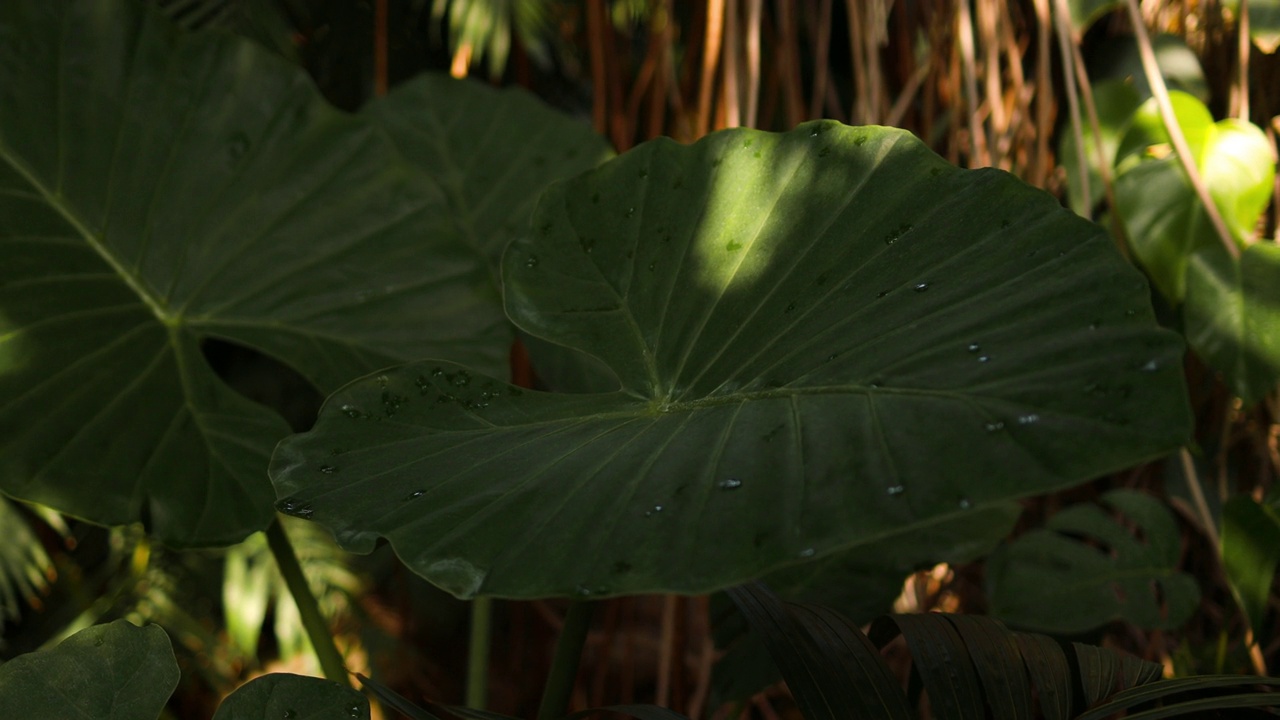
[1184,242,1280,404]
[986,489,1200,633]
[213,673,368,720]
[0,620,178,720]
[1114,92,1274,303]
[1221,494,1280,637]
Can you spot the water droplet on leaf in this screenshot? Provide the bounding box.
[913,282,930,292]
[717,478,742,490]
[887,484,905,496]
[276,498,314,519]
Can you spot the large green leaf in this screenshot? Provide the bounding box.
[0,0,507,546]
[271,121,1190,599]
[212,673,369,720]
[363,73,614,265]
[986,489,1200,633]
[0,620,178,720]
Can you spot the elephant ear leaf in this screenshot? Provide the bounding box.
[0,0,507,546]
[271,121,1191,599]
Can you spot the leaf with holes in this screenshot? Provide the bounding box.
[271,121,1190,599]
[0,0,507,546]
[986,489,1200,633]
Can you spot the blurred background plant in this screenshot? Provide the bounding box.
[2,0,1277,717]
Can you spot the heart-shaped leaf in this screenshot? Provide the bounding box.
[985,489,1200,633]
[271,121,1190,599]
[1114,91,1274,303]
[0,0,507,546]
[213,673,368,720]
[0,620,178,720]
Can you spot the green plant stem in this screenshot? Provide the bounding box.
[466,596,492,709]
[265,518,349,685]
[1180,447,1219,544]
[536,601,595,720]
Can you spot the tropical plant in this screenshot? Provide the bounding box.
[1,0,1278,718]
